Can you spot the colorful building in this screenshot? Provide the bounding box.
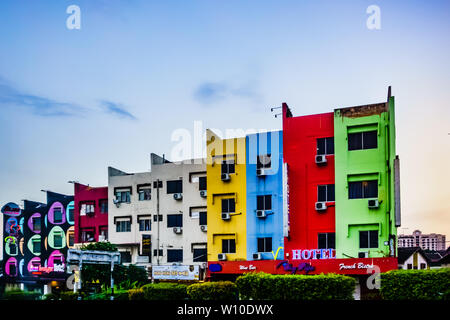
[73,183,108,244]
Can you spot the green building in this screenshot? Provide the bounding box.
[334,91,401,259]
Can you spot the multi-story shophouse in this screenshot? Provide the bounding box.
[207,88,400,290]
[73,183,109,244]
[108,153,207,278]
[1,191,74,294]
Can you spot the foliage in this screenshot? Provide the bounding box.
[84,289,129,300]
[128,288,145,300]
[81,241,118,252]
[3,290,41,300]
[380,268,450,300]
[236,272,355,300]
[59,291,82,300]
[141,282,188,300]
[187,281,238,300]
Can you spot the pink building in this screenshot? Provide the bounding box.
[74,183,108,244]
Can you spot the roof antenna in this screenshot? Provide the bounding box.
[387,86,392,102]
[271,106,282,118]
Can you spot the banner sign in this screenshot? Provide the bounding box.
[142,235,151,256]
[152,265,199,280]
[67,249,121,265]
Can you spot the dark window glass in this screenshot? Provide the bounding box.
[257,237,272,252]
[120,251,132,263]
[369,230,378,248]
[348,131,377,151]
[363,131,377,149]
[54,208,63,223]
[193,248,207,262]
[199,212,207,225]
[68,207,74,221]
[328,233,336,249]
[139,219,151,231]
[349,182,363,199]
[318,233,327,249]
[257,195,272,210]
[153,215,163,222]
[153,249,163,257]
[99,200,108,213]
[167,249,183,263]
[222,198,235,213]
[348,132,363,151]
[138,188,151,201]
[257,154,271,169]
[9,264,17,276]
[364,181,378,198]
[167,214,183,228]
[318,233,335,249]
[318,185,335,202]
[115,190,131,203]
[360,231,369,249]
[9,243,17,255]
[317,138,334,155]
[327,184,335,202]
[69,233,75,246]
[349,180,378,199]
[54,234,63,247]
[32,240,40,253]
[167,180,183,194]
[116,220,131,232]
[222,239,236,253]
[32,217,41,232]
[199,177,207,191]
[221,160,235,175]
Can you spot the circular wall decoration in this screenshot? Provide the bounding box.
[28,213,42,233]
[48,226,66,249]
[1,202,21,216]
[47,202,66,225]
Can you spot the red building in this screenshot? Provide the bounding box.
[282,103,336,257]
[73,183,108,244]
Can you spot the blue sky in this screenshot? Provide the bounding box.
[0,0,449,239]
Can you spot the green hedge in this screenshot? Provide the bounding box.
[141,283,188,300]
[380,268,450,300]
[187,281,238,300]
[3,290,41,300]
[236,272,355,300]
[128,288,145,300]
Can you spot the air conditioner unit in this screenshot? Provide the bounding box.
[113,199,121,208]
[252,253,262,260]
[358,252,368,258]
[315,202,327,211]
[221,212,231,221]
[200,190,207,198]
[256,210,267,218]
[173,227,182,234]
[200,225,207,232]
[218,253,227,261]
[173,193,183,200]
[221,173,231,181]
[256,169,268,176]
[315,155,327,164]
[368,199,379,209]
[99,235,106,242]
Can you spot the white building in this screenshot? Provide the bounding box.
[398,230,446,251]
[397,247,431,270]
[108,154,207,278]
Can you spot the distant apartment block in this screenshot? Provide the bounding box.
[398,230,446,251]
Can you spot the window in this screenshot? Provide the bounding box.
[199,176,207,191]
[257,195,272,211]
[69,232,75,246]
[167,214,183,228]
[317,137,334,155]
[138,185,151,201]
[359,230,378,249]
[80,202,95,216]
[115,188,131,203]
[9,263,17,276]
[420,263,426,270]
[139,218,151,231]
[153,215,163,222]
[257,237,272,253]
[68,207,74,221]
[257,154,272,169]
[167,249,183,263]
[349,180,378,199]
[318,184,335,202]
[221,160,235,175]
[54,233,63,247]
[54,208,63,223]
[99,227,108,241]
[153,249,163,257]
[222,198,235,213]
[116,220,131,232]
[167,180,183,194]
[9,243,17,255]
[222,239,236,254]
[81,229,95,242]
[348,130,377,151]
[120,251,132,263]
[193,248,207,262]
[32,217,41,232]
[318,233,335,249]
[32,239,41,254]
[99,199,108,213]
[199,212,207,226]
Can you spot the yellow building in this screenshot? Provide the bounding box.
[206,129,247,261]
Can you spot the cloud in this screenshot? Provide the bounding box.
[193,80,262,105]
[0,77,82,117]
[100,100,137,120]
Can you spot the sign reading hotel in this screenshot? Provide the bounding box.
[152,265,199,281]
[291,249,336,260]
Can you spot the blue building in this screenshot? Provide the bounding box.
[246,131,284,261]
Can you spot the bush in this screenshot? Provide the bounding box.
[43,293,58,301]
[59,291,82,300]
[3,290,41,300]
[187,281,238,300]
[128,288,145,300]
[236,272,355,300]
[380,268,450,300]
[142,283,188,300]
[85,289,129,300]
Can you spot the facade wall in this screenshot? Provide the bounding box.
[334,99,397,258]
[399,252,429,270]
[108,155,207,268]
[73,183,108,244]
[282,107,335,257]
[398,230,446,251]
[206,130,247,261]
[246,131,284,260]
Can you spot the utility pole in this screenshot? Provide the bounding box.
[156,179,161,265]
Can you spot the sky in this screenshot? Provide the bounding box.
[0,0,449,240]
